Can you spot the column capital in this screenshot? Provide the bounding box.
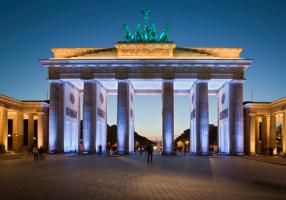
[0,106,7,111]
[117,80,135,89]
[196,79,210,83]
[82,79,96,83]
[262,114,270,118]
[24,112,35,116]
[117,79,130,83]
[38,112,45,116]
[231,79,244,84]
[249,113,257,117]
[16,111,24,116]
[162,79,174,83]
[49,79,64,84]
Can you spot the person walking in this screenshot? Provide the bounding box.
[183,144,186,156]
[32,145,39,162]
[106,143,111,156]
[147,143,153,163]
[38,146,45,163]
[98,144,102,156]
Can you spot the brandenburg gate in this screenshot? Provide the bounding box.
[40,13,252,155]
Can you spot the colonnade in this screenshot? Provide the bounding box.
[244,112,286,155]
[49,78,244,155]
[0,105,48,152]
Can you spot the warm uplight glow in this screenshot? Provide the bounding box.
[177,141,183,148]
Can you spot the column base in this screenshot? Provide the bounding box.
[48,150,56,154]
[199,152,210,156]
[161,152,176,155]
[117,151,129,155]
[218,152,230,156]
[232,152,244,156]
[48,150,65,154]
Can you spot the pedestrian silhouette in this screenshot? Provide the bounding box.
[38,146,45,163]
[147,143,153,163]
[98,144,102,155]
[32,145,38,162]
[106,143,111,155]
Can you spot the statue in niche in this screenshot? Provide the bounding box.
[159,23,169,42]
[123,24,134,42]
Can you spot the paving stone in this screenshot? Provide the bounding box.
[0,154,285,200]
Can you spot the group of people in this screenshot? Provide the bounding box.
[177,145,187,155]
[105,143,118,155]
[98,143,154,163]
[97,143,115,155]
[32,145,45,163]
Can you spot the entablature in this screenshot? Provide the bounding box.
[0,95,49,113]
[41,59,251,80]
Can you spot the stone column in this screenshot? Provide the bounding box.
[83,80,97,153]
[83,80,107,154]
[37,112,44,148]
[129,86,135,154]
[49,81,64,153]
[117,80,134,154]
[249,114,256,155]
[217,82,230,155]
[63,83,80,153]
[190,80,209,155]
[0,107,8,151]
[28,114,34,149]
[162,80,174,155]
[13,112,23,152]
[44,110,49,151]
[218,80,244,155]
[283,111,286,155]
[270,114,276,149]
[95,83,108,154]
[229,80,244,155]
[262,115,270,154]
[255,117,260,154]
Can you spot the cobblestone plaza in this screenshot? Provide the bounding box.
[0,154,285,200]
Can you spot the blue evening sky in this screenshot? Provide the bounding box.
[0,0,285,139]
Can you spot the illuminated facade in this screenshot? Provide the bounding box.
[244,97,286,156]
[0,95,49,152]
[40,42,252,155]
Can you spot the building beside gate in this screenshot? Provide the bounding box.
[244,97,286,156]
[0,95,49,152]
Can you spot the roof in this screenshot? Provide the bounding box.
[49,43,245,60]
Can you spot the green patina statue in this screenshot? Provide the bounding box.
[122,10,170,42]
[123,24,134,42]
[141,10,150,23]
[135,23,144,41]
[159,23,169,42]
[150,23,157,41]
